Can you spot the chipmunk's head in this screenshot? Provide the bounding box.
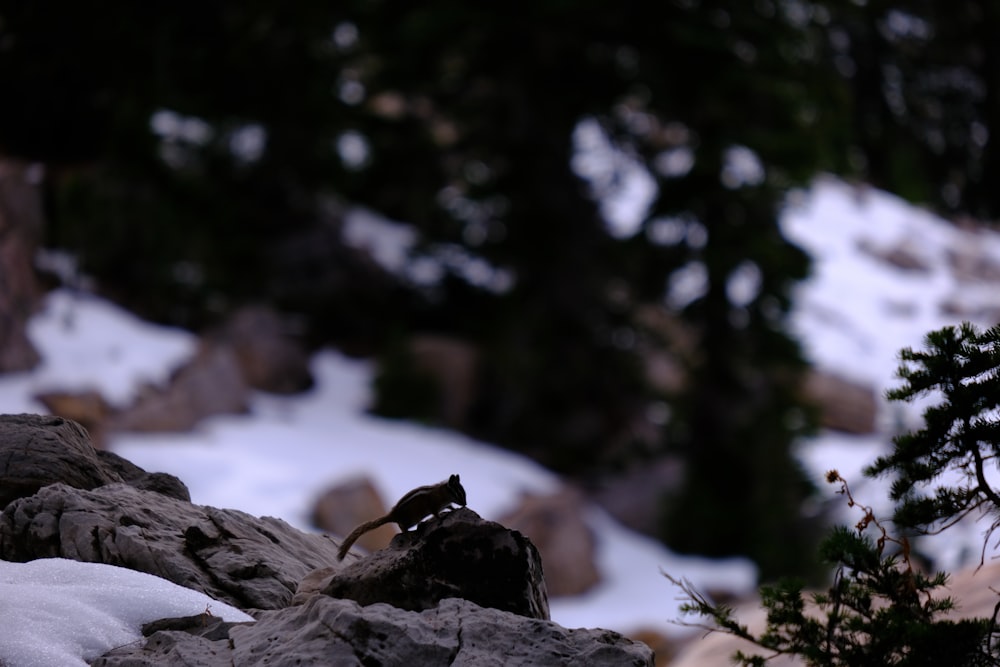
[447,474,467,506]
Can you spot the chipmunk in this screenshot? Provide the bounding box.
[336,474,467,560]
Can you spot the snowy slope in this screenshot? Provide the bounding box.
[784,176,1000,571]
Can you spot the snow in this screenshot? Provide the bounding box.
[0,558,253,667]
[2,176,1000,664]
[783,178,1000,569]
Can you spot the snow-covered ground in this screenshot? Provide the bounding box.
[0,559,252,667]
[1,176,999,664]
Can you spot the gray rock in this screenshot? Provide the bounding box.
[213,305,313,394]
[325,507,550,620]
[802,370,878,435]
[108,342,250,433]
[0,482,342,609]
[94,448,191,501]
[0,413,191,510]
[95,597,654,667]
[0,412,653,665]
[310,474,396,551]
[498,487,601,597]
[0,413,121,509]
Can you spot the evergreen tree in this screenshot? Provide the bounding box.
[868,323,1000,545]
[827,2,1000,218]
[669,323,1000,665]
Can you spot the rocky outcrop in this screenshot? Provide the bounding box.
[857,237,931,273]
[498,488,600,597]
[95,596,653,667]
[0,413,127,508]
[0,413,190,508]
[35,305,312,437]
[33,389,113,448]
[310,475,397,552]
[211,304,313,394]
[0,482,341,610]
[802,369,879,434]
[107,341,250,433]
[0,413,653,665]
[323,507,550,619]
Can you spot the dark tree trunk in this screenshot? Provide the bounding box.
[0,159,43,372]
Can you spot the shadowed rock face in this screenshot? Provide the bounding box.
[0,413,126,508]
[94,597,654,667]
[0,412,191,508]
[0,482,344,609]
[0,413,654,666]
[322,507,550,620]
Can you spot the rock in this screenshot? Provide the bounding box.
[311,475,396,552]
[802,369,878,434]
[109,342,249,432]
[587,457,684,538]
[323,507,550,620]
[857,237,931,273]
[33,389,112,448]
[947,241,1000,283]
[94,448,191,501]
[0,482,342,610]
[408,335,479,429]
[375,335,480,429]
[0,413,121,509]
[498,488,601,597]
[140,613,245,642]
[213,305,313,394]
[627,628,676,667]
[0,411,649,665]
[95,596,654,667]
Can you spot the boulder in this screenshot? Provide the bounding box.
[587,457,684,538]
[498,488,601,597]
[408,335,479,429]
[802,369,878,434]
[33,389,113,448]
[108,342,249,432]
[95,596,653,667]
[311,475,397,552]
[0,413,190,510]
[0,482,343,609]
[323,507,550,620]
[857,237,931,273]
[0,412,654,665]
[94,448,191,501]
[0,413,122,509]
[212,305,313,394]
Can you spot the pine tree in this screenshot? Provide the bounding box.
[667,323,1000,665]
[868,323,1000,539]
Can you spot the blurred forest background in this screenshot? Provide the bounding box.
[0,0,997,581]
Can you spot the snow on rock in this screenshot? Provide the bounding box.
[0,558,253,667]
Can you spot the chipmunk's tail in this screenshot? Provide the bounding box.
[336,515,392,560]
